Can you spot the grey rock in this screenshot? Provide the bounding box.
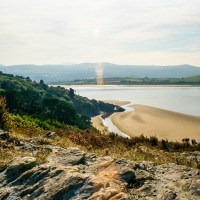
[43,131,59,139]
[135,169,153,181]
[130,162,200,200]
[119,165,135,184]
[47,147,86,166]
[0,134,200,200]
[0,157,36,187]
[157,189,177,200]
[189,179,200,196]
[21,143,40,152]
[116,159,136,184]
[0,130,9,140]
[0,151,129,199]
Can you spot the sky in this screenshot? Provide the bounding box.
[0,0,200,66]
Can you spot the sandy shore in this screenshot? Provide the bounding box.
[111,104,200,142]
[91,100,130,132]
[91,115,109,133]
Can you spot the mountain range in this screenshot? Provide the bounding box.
[1,63,200,84]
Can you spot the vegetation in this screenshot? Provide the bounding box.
[1,121,200,171]
[0,96,10,131]
[0,72,122,129]
[60,75,200,85]
[0,72,200,172]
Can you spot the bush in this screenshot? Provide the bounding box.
[149,136,158,146]
[10,114,41,130]
[0,96,10,130]
[160,140,169,151]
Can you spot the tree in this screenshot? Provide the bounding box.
[69,88,75,97]
[26,76,32,82]
[40,79,45,84]
[39,79,48,90]
[43,97,59,118]
[54,100,76,124]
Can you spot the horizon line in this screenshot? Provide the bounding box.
[0,62,199,67]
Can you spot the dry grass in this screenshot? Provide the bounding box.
[1,125,200,171]
[44,129,200,168]
[35,147,52,165]
[0,134,29,172]
[0,129,51,170]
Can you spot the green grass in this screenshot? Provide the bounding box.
[59,75,200,85]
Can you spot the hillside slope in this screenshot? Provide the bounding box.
[0,72,123,129]
[64,75,200,85]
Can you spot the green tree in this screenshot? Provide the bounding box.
[69,88,75,97]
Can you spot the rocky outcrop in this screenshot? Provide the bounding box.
[131,162,200,199]
[0,148,131,199]
[0,132,200,199]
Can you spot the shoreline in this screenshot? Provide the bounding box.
[111,104,200,142]
[91,100,130,133]
[91,115,109,134]
[54,84,200,88]
[91,100,200,142]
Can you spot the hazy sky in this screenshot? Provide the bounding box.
[0,0,200,66]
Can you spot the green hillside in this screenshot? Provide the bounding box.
[61,75,200,85]
[0,72,123,130]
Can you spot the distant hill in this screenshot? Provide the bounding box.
[64,75,200,85]
[0,63,200,84]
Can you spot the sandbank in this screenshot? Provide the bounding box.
[111,104,200,142]
[91,115,109,133]
[91,100,130,132]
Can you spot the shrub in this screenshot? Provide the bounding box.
[160,140,169,151]
[149,136,158,146]
[0,96,10,130]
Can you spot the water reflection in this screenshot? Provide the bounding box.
[61,85,200,116]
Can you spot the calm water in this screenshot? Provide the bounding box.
[61,85,200,116]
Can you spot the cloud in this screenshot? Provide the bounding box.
[0,0,199,65]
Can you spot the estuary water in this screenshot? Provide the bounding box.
[61,85,200,116]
